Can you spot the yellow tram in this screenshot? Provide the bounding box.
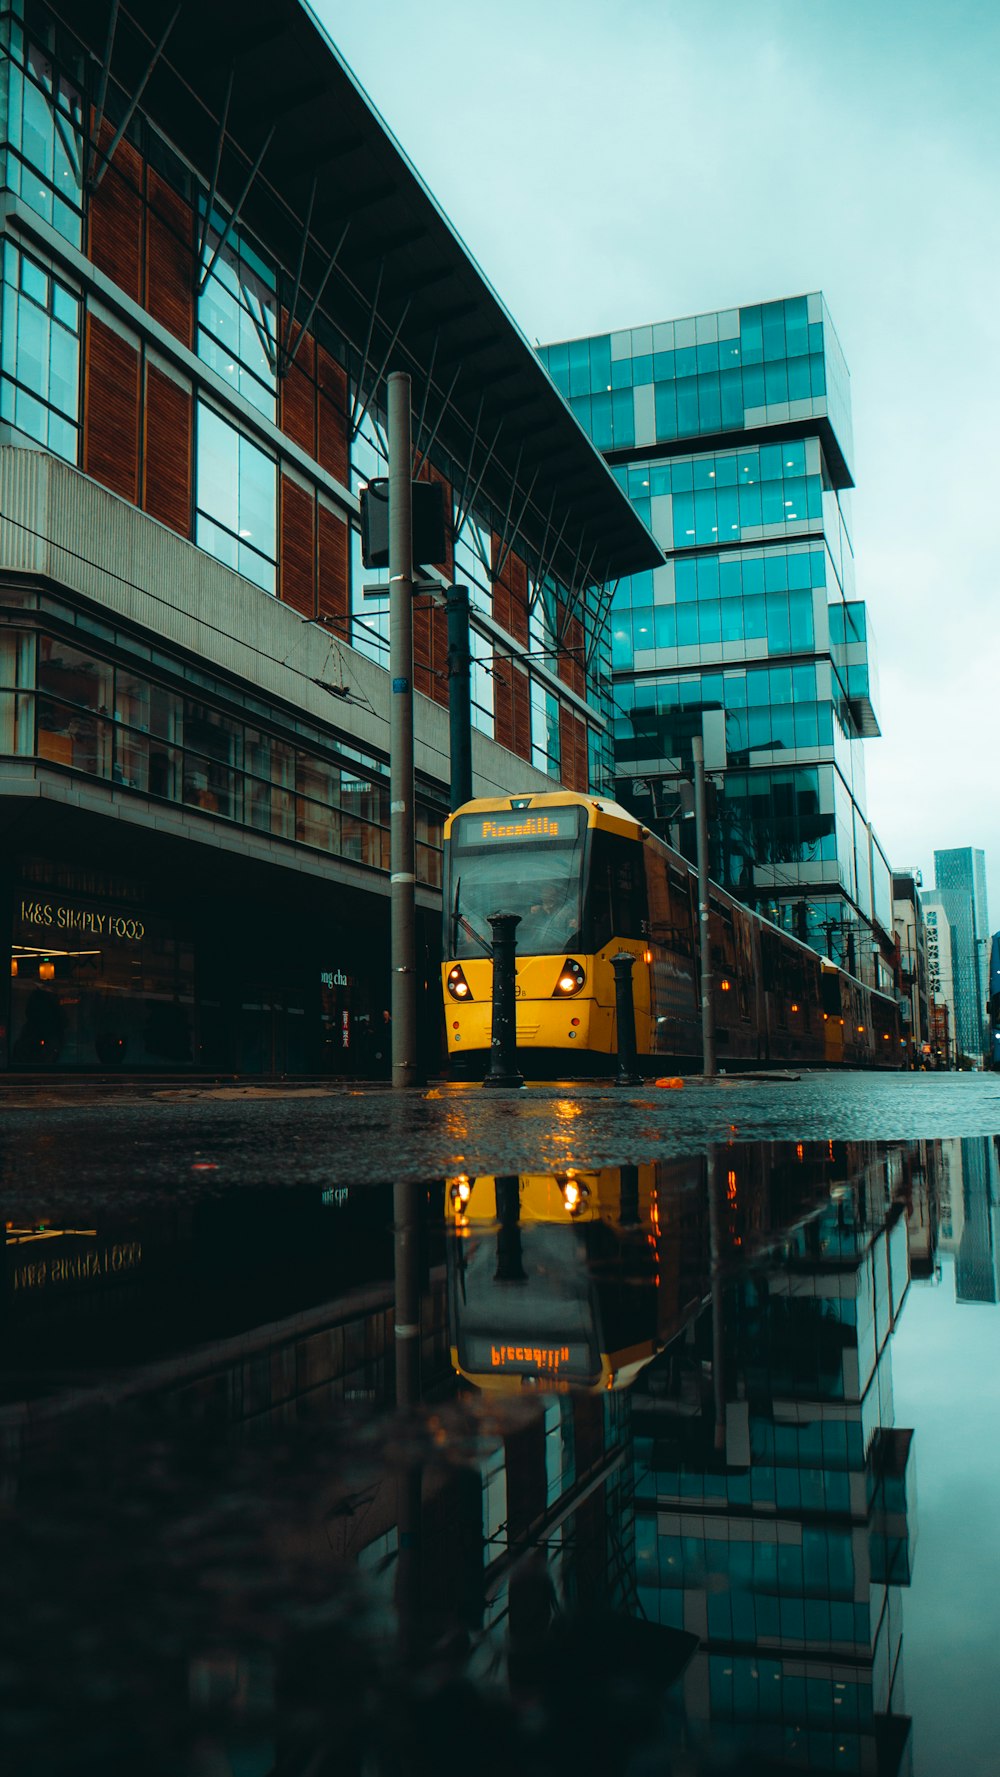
[441,790,901,1076]
[446,1166,686,1393]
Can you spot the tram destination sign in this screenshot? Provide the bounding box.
[473,813,571,843]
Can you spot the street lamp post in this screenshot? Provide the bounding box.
[692,735,716,1079]
[388,371,418,1089]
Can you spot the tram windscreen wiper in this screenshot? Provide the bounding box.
[452,875,493,958]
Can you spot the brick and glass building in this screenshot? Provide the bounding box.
[0,0,656,1071]
[892,868,928,1063]
[540,296,896,990]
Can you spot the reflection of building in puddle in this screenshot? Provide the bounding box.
[0,1187,446,1448]
[936,1138,1000,1304]
[903,1137,1000,1304]
[633,1148,915,1774]
[439,1146,916,1727]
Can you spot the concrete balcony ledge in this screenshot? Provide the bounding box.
[0,445,554,803]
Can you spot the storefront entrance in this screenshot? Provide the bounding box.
[3,845,438,1077]
[9,876,195,1069]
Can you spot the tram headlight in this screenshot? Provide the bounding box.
[552,958,585,996]
[560,1177,590,1215]
[447,964,473,1000]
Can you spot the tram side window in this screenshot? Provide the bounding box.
[588,833,648,948]
[821,971,842,1017]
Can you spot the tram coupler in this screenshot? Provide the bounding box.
[483,912,525,1089]
[612,950,643,1087]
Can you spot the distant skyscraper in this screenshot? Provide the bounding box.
[540,294,894,990]
[921,892,958,1065]
[932,848,989,1063]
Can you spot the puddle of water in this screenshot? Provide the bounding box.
[1,1137,997,1775]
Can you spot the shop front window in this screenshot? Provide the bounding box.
[246,728,295,840]
[0,628,34,753]
[10,879,195,1069]
[341,775,389,870]
[182,755,241,821]
[36,695,111,774]
[11,631,440,884]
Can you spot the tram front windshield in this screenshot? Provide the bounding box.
[448,806,587,958]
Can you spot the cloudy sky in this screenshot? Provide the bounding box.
[318,0,1000,920]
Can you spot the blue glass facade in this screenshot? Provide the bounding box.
[931,848,990,1064]
[633,1146,914,1770]
[541,295,893,983]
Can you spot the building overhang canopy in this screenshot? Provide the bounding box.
[62,0,662,588]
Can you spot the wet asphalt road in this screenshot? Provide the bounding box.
[2,1071,999,1209]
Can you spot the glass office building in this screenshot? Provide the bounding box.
[540,296,895,986]
[930,848,990,1064]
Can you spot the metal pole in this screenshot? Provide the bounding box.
[706,1145,727,1454]
[447,581,473,811]
[392,1174,422,1666]
[393,1176,422,1408]
[692,735,716,1079]
[388,371,418,1089]
[483,913,524,1088]
[612,951,643,1087]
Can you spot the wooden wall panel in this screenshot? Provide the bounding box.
[317,347,349,485]
[280,477,316,617]
[143,365,191,536]
[560,613,586,699]
[511,664,531,763]
[413,599,433,699]
[145,171,194,346]
[559,704,588,792]
[88,123,143,302]
[492,539,529,647]
[84,316,140,503]
[421,464,453,579]
[429,605,449,708]
[279,311,316,455]
[317,504,348,626]
[493,651,515,752]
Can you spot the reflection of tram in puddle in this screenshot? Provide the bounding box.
[446,1165,704,1393]
[446,1146,889,1398]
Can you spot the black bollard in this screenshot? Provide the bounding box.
[619,1162,640,1227]
[483,912,525,1088]
[612,950,643,1087]
[494,1174,527,1280]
